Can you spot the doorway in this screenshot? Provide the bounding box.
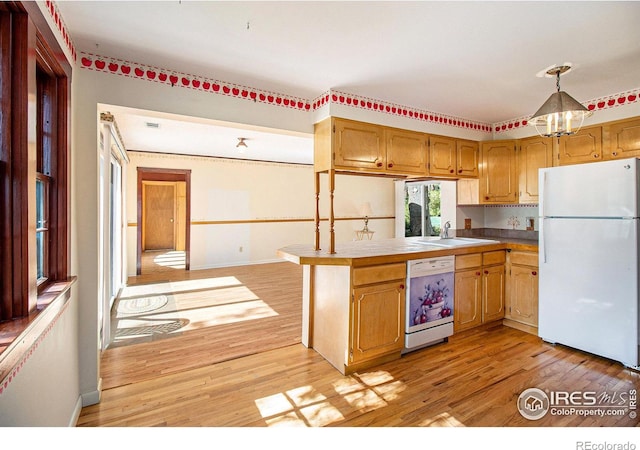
[137,167,191,275]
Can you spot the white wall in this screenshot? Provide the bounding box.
[0,294,81,426]
[126,151,397,273]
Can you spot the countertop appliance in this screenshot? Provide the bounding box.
[538,158,640,369]
[405,255,455,352]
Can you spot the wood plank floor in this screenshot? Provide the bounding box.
[79,262,639,428]
[101,261,302,389]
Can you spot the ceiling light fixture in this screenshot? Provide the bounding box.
[236,137,248,148]
[529,65,592,138]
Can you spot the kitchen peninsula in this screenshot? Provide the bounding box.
[278,236,538,375]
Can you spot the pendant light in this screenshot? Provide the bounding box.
[529,65,592,138]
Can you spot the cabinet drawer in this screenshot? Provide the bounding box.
[510,251,538,267]
[483,250,506,266]
[455,253,482,270]
[353,263,406,286]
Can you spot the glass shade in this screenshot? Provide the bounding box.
[529,90,592,137]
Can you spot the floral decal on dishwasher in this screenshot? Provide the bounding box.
[413,277,452,325]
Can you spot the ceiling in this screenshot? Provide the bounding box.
[57,1,640,163]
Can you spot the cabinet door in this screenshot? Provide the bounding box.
[480,140,518,203]
[508,265,538,327]
[518,136,552,204]
[333,119,385,171]
[351,281,405,363]
[456,140,479,178]
[557,125,602,166]
[454,269,482,332]
[428,135,457,176]
[384,128,427,175]
[482,264,505,322]
[606,118,640,160]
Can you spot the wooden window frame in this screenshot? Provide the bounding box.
[0,2,71,332]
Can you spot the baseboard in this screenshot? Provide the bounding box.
[69,395,83,426]
[80,377,102,407]
[502,318,538,336]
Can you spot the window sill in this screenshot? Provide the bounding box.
[0,277,77,389]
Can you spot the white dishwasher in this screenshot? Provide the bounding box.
[404,255,455,353]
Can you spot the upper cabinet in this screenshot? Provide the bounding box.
[457,140,480,178]
[428,136,479,178]
[480,140,518,204]
[518,136,553,204]
[384,128,428,176]
[315,117,427,175]
[332,118,386,172]
[428,135,457,176]
[604,117,640,160]
[556,125,603,166]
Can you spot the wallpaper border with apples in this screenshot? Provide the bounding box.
[44,0,77,62]
[78,51,640,135]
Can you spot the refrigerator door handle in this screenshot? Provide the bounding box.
[540,218,547,264]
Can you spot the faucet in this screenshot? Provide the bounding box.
[441,221,451,239]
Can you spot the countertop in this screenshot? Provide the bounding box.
[277,236,538,267]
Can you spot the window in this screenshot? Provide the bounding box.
[0,5,70,325]
[405,181,442,237]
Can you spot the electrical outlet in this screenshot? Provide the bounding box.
[239,246,243,252]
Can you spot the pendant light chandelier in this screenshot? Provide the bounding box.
[529,65,592,138]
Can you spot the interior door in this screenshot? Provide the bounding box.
[143,182,176,250]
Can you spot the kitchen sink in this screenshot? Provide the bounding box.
[418,237,500,247]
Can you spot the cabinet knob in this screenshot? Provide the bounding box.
[449,169,454,173]
[485,196,489,200]
[399,283,405,290]
[532,271,537,276]
[483,270,489,275]
[612,152,618,156]
[376,161,383,167]
[594,154,599,158]
[388,162,394,168]
[476,271,481,276]
[458,169,463,173]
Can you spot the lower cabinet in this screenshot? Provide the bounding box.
[454,251,505,332]
[351,280,406,364]
[310,262,406,375]
[504,250,539,334]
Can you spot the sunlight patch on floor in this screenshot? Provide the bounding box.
[419,412,466,427]
[113,299,278,342]
[120,276,243,298]
[152,251,186,269]
[255,370,407,427]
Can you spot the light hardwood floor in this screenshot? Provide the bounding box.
[78,262,640,427]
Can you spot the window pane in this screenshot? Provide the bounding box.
[36,178,44,229]
[36,231,44,280]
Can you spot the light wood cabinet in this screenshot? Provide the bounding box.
[604,117,640,160]
[454,266,482,332]
[504,250,539,334]
[428,135,457,176]
[309,261,406,374]
[454,251,505,332]
[518,136,553,204]
[351,280,406,363]
[333,118,386,172]
[384,128,428,176]
[482,264,505,322]
[457,139,479,178]
[556,125,603,166]
[480,140,518,204]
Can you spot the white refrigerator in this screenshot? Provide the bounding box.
[538,157,640,369]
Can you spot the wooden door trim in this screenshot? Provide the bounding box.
[136,167,191,275]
